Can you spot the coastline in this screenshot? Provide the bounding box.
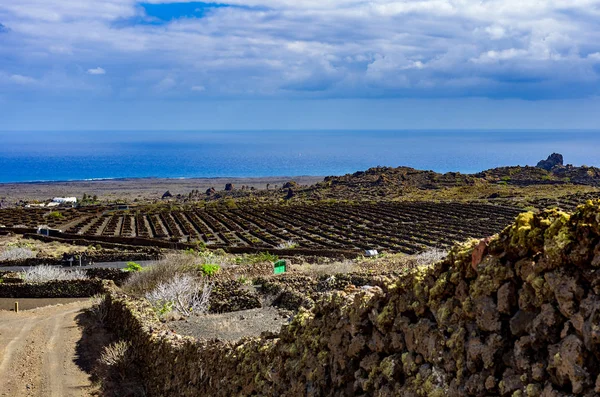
[0,175,324,202]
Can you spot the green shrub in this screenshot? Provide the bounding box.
[155,301,174,316]
[198,264,221,277]
[123,262,143,272]
[47,211,63,219]
[234,252,279,265]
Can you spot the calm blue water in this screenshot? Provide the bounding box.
[0,130,599,183]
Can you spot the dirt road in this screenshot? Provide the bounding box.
[0,301,98,397]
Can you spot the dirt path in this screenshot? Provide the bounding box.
[0,301,98,397]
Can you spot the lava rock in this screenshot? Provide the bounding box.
[537,153,564,171]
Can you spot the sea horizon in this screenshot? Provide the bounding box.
[1,130,599,184]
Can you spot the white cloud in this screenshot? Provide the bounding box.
[471,48,529,63]
[154,77,176,92]
[588,52,600,60]
[484,25,507,40]
[1,0,600,99]
[9,74,36,85]
[87,67,106,75]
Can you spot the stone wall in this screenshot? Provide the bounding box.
[102,201,600,396]
[0,279,104,298]
[0,251,160,268]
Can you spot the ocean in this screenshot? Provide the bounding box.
[0,130,599,183]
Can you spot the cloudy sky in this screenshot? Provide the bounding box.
[1,0,600,130]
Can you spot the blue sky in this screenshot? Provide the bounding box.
[1,0,600,130]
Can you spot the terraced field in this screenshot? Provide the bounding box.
[529,191,600,212]
[0,202,522,253]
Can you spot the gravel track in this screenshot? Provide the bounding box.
[0,301,98,397]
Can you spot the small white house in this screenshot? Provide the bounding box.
[52,197,77,204]
[37,226,62,236]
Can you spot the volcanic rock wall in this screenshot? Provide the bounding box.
[103,201,600,396]
[0,279,105,298]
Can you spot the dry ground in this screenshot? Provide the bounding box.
[168,307,290,341]
[0,176,324,203]
[0,235,92,260]
[0,301,98,397]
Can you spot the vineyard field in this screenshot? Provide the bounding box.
[0,202,523,254]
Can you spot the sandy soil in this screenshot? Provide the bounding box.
[0,298,88,312]
[0,301,98,397]
[0,176,324,203]
[168,307,291,341]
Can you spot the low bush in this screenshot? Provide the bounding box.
[123,253,195,296]
[89,294,108,325]
[0,247,36,261]
[47,211,63,219]
[20,265,88,283]
[199,264,220,277]
[276,240,298,249]
[123,262,143,272]
[411,247,447,266]
[146,274,212,316]
[235,252,278,265]
[97,340,133,382]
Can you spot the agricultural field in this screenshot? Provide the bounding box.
[0,202,522,254]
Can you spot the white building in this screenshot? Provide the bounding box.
[52,197,77,204]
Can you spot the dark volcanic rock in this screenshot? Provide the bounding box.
[537,153,564,171]
[205,187,216,196]
[225,183,234,191]
[285,188,295,200]
[161,190,173,199]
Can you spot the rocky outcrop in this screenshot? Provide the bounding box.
[103,201,600,396]
[537,153,564,171]
[205,187,216,196]
[285,188,295,200]
[161,191,173,199]
[224,183,234,191]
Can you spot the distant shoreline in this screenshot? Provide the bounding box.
[0,175,325,202]
[0,175,324,186]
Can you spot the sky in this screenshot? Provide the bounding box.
[1,0,600,130]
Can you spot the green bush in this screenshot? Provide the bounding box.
[198,264,221,277]
[123,262,143,272]
[155,301,174,316]
[47,211,63,219]
[234,252,279,265]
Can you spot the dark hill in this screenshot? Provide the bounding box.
[296,154,600,201]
